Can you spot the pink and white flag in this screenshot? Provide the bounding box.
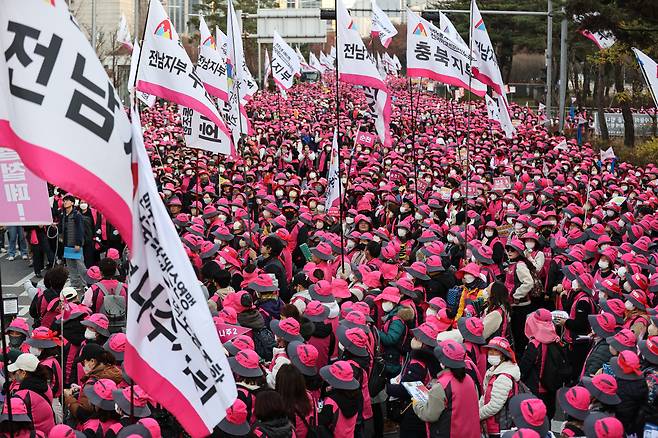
[337,0,391,145]
[406,8,486,97]
[128,40,156,107]
[309,52,326,74]
[264,48,272,85]
[272,31,301,99]
[470,0,506,96]
[580,30,616,50]
[485,93,515,138]
[295,46,312,71]
[632,48,658,109]
[117,14,133,51]
[0,148,52,226]
[320,51,333,70]
[0,0,134,246]
[126,109,237,438]
[439,12,467,49]
[226,0,253,143]
[197,16,229,103]
[136,0,232,149]
[371,0,397,48]
[324,129,342,210]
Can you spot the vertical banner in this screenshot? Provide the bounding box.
[126,109,237,438]
[0,148,52,225]
[178,106,232,155]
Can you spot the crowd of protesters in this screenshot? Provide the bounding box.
[2,76,658,438]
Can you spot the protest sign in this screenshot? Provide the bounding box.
[492,176,511,191]
[215,323,252,343]
[356,131,376,146]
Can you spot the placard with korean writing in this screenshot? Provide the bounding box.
[492,176,511,191]
[0,148,52,226]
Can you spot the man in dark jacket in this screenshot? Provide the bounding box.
[258,235,290,301]
[60,194,86,290]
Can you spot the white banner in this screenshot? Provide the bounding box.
[197,16,229,103]
[470,0,505,96]
[320,51,333,69]
[226,0,253,143]
[295,46,312,71]
[179,106,232,155]
[371,0,397,48]
[128,40,156,107]
[406,8,486,97]
[137,0,232,145]
[126,109,236,438]
[264,47,272,84]
[272,31,301,98]
[485,94,500,122]
[337,0,391,145]
[439,12,467,49]
[325,129,342,210]
[0,0,134,246]
[633,48,658,109]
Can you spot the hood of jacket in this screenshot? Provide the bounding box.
[19,375,50,398]
[238,309,266,330]
[487,359,521,381]
[84,363,124,385]
[328,389,360,418]
[255,417,293,438]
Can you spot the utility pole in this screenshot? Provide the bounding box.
[545,0,553,118]
[558,7,567,131]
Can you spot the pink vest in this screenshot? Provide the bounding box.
[323,395,357,437]
[431,371,480,438]
[293,391,318,438]
[40,356,62,398]
[504,262,517,300]
[464,342,486,385]
[348,359,373,420]
[483,373,516,434]
[14,389,55,435]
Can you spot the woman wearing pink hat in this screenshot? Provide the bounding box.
[8,353,55,435]
[318,361,361,437]
[519,308,562,418]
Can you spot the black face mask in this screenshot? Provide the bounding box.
[9,335,25,349]
[206,281,218,295]
[283,211,296,221]
[355,243,366,251]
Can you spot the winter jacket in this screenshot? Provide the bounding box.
[318,390,361,436]
[65,363,123,422]
[616,376,649,436]
[308,320,336,369]
[379,305,414,376]
[479,360,520,422]
[259,256,290,301]
[583,338,612,377]
[267,347,290,389]
[252,417,295,438]
[519,339,557,395]
[13,376,55,435]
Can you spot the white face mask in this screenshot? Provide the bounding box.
[382,301,395,312]
[415,213,423,221]
[410,338,423,350]
[426,308,437,317]
[623,282,632,292]
[514,223,524,231]
[397,229,407,238]
[275,189,284,197]
[525,241,536,251]
[617,267,627,278]
[79,203,88,210]
[346,241,356,251]
[463,274,475,283]
[317,205,325,212]
[29,347,42,357]
[525,195,533,202]
[345,217,355,224]
[625,301,634,311]
[598,291,607,302]
[591,218,598,225]
[598,260,609,270]
[83,362,93,375]
[218,214,228,222]
[487,354,501,366]
[84,329,97,340]
[239,240,247,248]
[571,279,580,291]
[484,230,494,238]
[315,222,324,230]
[400,207,409,214]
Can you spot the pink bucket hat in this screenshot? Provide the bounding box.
[224,335,255,356]
[320,360,359,390]
[287,341,319,376]
[584,413,624,438]
[80,313,110,337]
[103,332,127,361]
[84,378,118,410]
[270,317,303,343]
[557,385,591,420]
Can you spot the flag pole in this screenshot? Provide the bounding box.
[463,0,475,249]
[333,2,346,272]
[228,0,253,242]
[0,267,15,438]
[132,0,151,91]
[407,77,420,203]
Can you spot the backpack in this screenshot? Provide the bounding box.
[252,326,276,362]
[529,276,545,299]
[494,373,532,431]
[540,341,573,391]
[97,282,126,333]
[446,286,463,317]
[368,328,386,397]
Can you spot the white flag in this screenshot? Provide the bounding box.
[179,105,233,155]
[538,102,546,113]
[128,40,157,107]
[264,48,272,85]
[117,14,133,51]
[126,109,236,438]
[574,15,616,50]
[495,93,515,138]
[370,0,397,48]
[137,0,232,147]
[0,0,134,245]
[600,146,616,161]
[439,12,467,49]
[272,31,301,98]
[324,129,342,210]
[197,16,229,103]
[393,54,402,71]
[406,8,486,96]
[320,51,333,69]
[309,52,326,74]
[632,48,658,109]
[470,0,506,96]
[484,94,500,122]
[226,0,253,143]
[295,46,311,71]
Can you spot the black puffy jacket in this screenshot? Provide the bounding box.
[616,377,649,436]
[583,339,612,377]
